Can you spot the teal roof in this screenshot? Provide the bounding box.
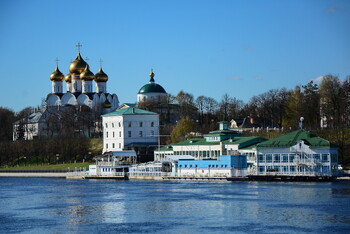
[155,145,174,152]
[138,83,166,94]
[256,129,336,148]
[171,136,265,148]
[102,107,158,116]
[223,137,266,149]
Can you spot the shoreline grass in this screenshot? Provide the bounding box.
[0,162,92,171]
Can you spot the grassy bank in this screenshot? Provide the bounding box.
[0,162,92,171]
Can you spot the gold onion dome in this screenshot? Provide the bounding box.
[65,73,72,83]
[94,67,108,82]
[80,65,95,81]
[50,66,64,81]
[69,52,87,74]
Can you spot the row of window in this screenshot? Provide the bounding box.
[258,153,334,163]
[106,130,155,138]
[173,150,221,157]
[179,164,228,168]
[105,143,122,149]
[258,165,331,173]
[105,121,155,128]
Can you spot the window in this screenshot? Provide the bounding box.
[282,154,288,162]
[106,143,108,149]
[151,122,154,127]
[119,131,121,137]
[322,154,329,162]
[119,143,121,148]
[112,123,114,128]
[139,131,143,137]
[113,132,115,138]
[258,154,264,162]
[105,123,108,128]
[274,154,280,163]
[128,122,131,127]
[151,130,154,136]
[139,122,143,127]
[106,132,108,138]
[118,122,121,127]
[259,166,265,173]
[289,154,295,162]
[112,143,115,148]
[128,131,131,137]
[314,154,320,160]
[290,166,296,172]
[266,154,272,163]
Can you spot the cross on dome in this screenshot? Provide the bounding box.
[76,42,82,53]
[99,59,104,68]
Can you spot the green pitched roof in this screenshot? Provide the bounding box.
[256,129,335,148]
[102,107,158,116]
[174,138,219,146]
[138,83,166,94]
[155,145,174,152]
[170,136,266,148]
[223,136,266,149]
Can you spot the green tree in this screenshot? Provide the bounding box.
[302,81,320,129]
[170,117,196,143]
[283,86,303,129]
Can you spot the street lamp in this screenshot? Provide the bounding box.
[56,154,59,164]
[23,156,27,167]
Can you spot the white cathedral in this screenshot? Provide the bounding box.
[47,48,119,112]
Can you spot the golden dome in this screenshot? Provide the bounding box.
[69,52,87,74]
[65,73,72,83]
[102,99,112,108]
[80,65,95,81]
[50,66,64,81]
[94,67,108,82]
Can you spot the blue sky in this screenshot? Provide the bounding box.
[0,0,349,112]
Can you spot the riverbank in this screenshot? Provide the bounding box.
[0,172,67,177]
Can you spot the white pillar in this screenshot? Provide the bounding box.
[71,74,82,93]
[82,80,93,93]
[52,81,63,94]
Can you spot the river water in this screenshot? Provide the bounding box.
[0,178,349,233]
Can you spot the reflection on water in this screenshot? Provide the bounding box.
[0,178,350,233]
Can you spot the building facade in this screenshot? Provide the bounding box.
[254,129,339,176]
[102,107,159,162]
[154,122,266,164]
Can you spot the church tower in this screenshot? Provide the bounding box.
[49,65,64,94]
[94,66,108,93]
[68,43,87,94]
[80,65,95,93]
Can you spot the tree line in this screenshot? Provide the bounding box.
[140,74,350,132]
[0,74,349,166]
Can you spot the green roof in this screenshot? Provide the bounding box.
[155,145,174,152]
[102,107,158,116]
[138,83,166,94]
[170,136,265,148]
[256,129,335,148]
[174,138,219,146]
[223,136,266,149]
